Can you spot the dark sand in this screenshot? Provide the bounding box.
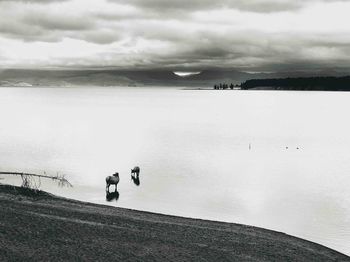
[0,185,349,261]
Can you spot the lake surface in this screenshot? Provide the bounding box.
[1,87,350,255]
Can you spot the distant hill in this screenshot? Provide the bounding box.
[0,69,181,87]
[180,69,272,86]
[241,76,350,91]
[179,69,350,86]
[0,68,349,87]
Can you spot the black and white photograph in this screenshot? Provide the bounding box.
[0,0,350,261]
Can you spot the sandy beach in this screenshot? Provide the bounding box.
[0,184,349,261]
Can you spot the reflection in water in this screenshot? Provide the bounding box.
[106,190,119,202]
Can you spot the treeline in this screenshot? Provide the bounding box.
[214,83,241,90]
[241,76,350,91]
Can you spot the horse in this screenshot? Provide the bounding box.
[131,166,140,179]
[106,172,119,192]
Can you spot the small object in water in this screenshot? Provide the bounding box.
[286,146,288,149]
[297,147,300,150]
[249,143,251,150]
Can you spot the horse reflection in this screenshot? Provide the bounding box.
[106,190,119,201]
[131,175,140,186]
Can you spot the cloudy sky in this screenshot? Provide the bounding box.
[0,0,350,72]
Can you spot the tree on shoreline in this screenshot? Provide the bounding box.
[240,76,350,91]
[213,83,238,90]
[0,171,72,191]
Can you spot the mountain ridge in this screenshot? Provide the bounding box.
[1,68,349,87]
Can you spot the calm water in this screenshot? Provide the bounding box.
[1,87,350,255]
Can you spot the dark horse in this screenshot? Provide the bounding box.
[131,166,140,178]
[131,166,140,186]
[106,172,119,192]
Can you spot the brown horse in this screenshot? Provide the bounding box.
[106,172,119,192]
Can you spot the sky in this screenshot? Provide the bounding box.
[0,0,350,72]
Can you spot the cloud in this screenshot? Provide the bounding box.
[0,0,107,43]
[109,0,346,14]
[23,13,94,31]
[0,0,350,71]
[109,0,299,13]
[0,0,67,2]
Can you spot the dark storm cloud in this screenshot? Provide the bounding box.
[125,29,350,72]
[23,14,94,31]
[0,0,350,71]
[109,0,346,14]
[109,0,300,13]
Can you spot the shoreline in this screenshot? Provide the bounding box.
[1,184,349,261]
